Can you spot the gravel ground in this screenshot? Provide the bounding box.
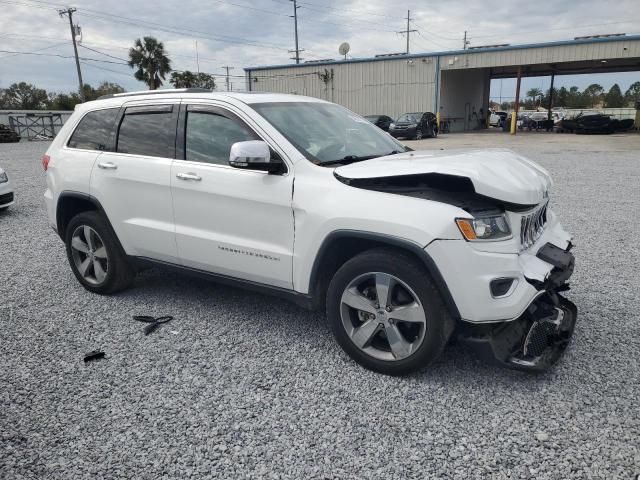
[1,133,639,479]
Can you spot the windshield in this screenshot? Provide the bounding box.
[252,102,407,165]
[396,113,422,123]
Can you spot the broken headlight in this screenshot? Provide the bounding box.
[456,214,511,241]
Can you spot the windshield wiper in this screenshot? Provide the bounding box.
[321,150,402,166]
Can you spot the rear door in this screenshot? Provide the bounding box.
[170,103,294,289]
[90,102,180,263]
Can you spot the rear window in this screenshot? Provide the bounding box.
[67,108,119,151]
[116,106,175,158]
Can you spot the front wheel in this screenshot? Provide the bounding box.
[326,248,454,375]
[415,129,423,140]
[65,211,134,294]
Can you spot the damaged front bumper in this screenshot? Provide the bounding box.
[460,242,577,372]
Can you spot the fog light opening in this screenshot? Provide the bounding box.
[490,278,518,298]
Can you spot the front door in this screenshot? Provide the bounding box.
[170,104,294,289]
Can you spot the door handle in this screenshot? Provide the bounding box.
[97,161,118,170]
[176,172,202,181]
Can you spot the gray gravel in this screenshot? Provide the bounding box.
[1,133,639,479]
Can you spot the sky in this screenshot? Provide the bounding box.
[1,0,639,95]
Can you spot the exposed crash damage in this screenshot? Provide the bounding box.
[334,149,577,372]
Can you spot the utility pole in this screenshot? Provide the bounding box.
[58,7,84,102]
[289,0,302,63]
[195,41,200,73]
[222,66,234,91]
[463,31,470,50]
[397,10,417,54]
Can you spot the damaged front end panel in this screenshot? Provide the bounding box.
[460,242,577,372]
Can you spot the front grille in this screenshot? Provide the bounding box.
[520,201,548,250]
[0,192,13,205]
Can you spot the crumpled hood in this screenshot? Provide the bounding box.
[334,148,552,206]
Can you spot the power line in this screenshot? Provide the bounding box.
[78,44,129,63]
[0,49,128,65]
[0,40,68,59]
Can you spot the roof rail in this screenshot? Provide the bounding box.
[97,88,213,100]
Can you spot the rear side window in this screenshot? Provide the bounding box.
[67,108,118,150]
[116,105,176,158]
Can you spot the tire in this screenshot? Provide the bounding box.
[415,129,423,140]
[64,211,134,294]
[326,248,454,375]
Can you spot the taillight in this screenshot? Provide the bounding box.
[41,154,50,171]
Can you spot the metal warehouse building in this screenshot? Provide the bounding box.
[245,35,640,132]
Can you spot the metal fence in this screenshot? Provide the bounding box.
[0,110,73,139]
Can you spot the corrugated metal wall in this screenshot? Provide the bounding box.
[249,57,437,118]
[247,38,640,120]
[441,38,640,70]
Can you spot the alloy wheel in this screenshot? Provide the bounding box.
[340,272,427,361]
[70,225,109,285]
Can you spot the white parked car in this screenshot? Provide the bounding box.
[43,90,577,375]
[489,111,507,127]
[0,166,15,211]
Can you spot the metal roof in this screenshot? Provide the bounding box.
[245,34,640,72]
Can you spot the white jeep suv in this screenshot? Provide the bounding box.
[43,89,577,375]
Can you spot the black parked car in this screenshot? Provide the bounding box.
[389,112,438,139]
[364,115,394,132]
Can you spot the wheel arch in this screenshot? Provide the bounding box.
[56,192,121,249]
[307,230,460,319]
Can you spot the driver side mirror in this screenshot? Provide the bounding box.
[229,140,284,174]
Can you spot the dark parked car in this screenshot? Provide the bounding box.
[389,112,438,140]
[363,115,394,131]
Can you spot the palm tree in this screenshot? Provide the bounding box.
[526,88,543,108]
[128,37,172,90]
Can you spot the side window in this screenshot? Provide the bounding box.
[116,105,176,158]
[67,108,119,151]
[185,110,257,165]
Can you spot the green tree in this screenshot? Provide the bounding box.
[526,88,543,108]
[47,92,81,110]
[128,37,172,90]
[556,86,569,107]
[566,86,588,109]
[46,82,125,110]
[94,81,125,98]
[0,82,48,109]
[604,84,624,108]
[624,81,640,107]
[169,71,216,89]
[583,83,604,108]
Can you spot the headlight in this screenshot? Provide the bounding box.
[389,123,396,129]
[408,123,417,128]
[0,172,7,183]
[456,214,511,241]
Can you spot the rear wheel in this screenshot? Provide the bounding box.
[65,211,134,294]
[326,248,454,375]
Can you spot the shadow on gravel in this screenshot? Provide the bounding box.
[109,265,568,390]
